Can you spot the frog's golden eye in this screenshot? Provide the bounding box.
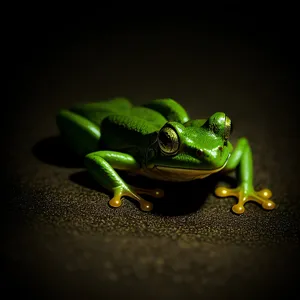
[224,116,232,140]
[158,126,180,155]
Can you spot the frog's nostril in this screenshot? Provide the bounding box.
[196,149,204,158]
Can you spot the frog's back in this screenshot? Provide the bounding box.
[70,97,166,128]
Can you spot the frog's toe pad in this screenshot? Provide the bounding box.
[215,186,276,214]
[140,201,153,212]
[232,204,245,214]
[109,197,123,208]
[257,188,272,199]
[261,199,276,210]
[152,188,164,198]
[215,187,238,197]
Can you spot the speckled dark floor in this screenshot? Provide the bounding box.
[3,13,300,299]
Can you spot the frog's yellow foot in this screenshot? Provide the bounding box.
[215,186,276,214]
[109,185,164,212]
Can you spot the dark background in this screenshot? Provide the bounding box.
[3,8,300,299]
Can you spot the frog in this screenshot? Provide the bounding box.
[56,97,276,214]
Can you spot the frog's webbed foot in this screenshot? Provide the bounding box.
[109,185,164,212]
[215,185,276,214]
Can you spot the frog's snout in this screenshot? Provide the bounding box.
[196,147,227,169]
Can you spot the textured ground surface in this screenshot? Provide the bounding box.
[3,13,300,299]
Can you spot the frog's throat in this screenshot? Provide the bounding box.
[153,163,226,179]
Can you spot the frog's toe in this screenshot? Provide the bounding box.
[132,195,154,212]
[109,187,124,208]
[232,204,245,214]
[153,188,165,198]
[215,186,276,214]
[261,199,276,210]
[140,201,153,212]
[135,187,164,199]
[128,185,164,199]
[215,187,239,198]
[109,197,123,208]
[256,188,272,199]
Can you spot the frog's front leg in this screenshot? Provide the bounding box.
[215,138,276,214]
[84,151,163,211]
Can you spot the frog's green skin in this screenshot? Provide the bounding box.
[56,98,276,214]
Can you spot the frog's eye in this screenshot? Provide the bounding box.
[207,113,233,141]
[158,126,180,155]
[224,116,232,140]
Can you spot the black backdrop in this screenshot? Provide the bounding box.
[3,8,300,299]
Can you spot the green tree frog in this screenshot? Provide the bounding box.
[56,98,276,214]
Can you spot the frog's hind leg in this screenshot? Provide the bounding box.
[142,98,190,124]
[56,109,100,157]
[84,151,164,211]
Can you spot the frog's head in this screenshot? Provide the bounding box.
[146,112,233,179]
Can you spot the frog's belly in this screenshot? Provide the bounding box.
[138,166,223,182]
